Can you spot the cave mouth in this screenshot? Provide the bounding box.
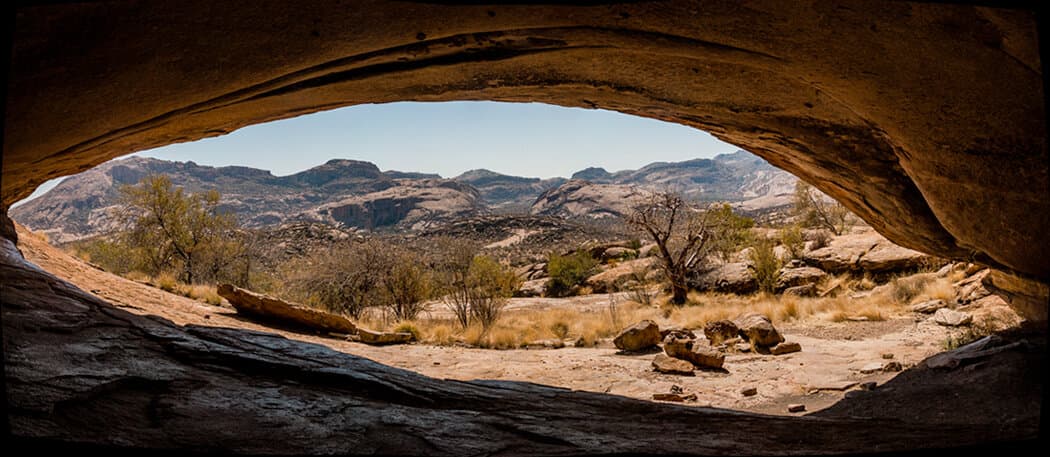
[3,1,1046,454]
[6,99,1040,425]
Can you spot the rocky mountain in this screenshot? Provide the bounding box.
[529,180,647,220]
[12,150,797,242]
[10,157,478,242]
[453,169,566,213]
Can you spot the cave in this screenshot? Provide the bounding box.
[2,1,1046,454]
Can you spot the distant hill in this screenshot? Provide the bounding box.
[12,150,797,242]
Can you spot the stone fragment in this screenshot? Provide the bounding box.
[217,284,356,334]
[652,353,695,375]
[741,387,758,397]
[613,320,661,351]
[664,337,726,369]
[703,320,740,345]
[770,341,802,355]
[909,299,946,314]
[933,308,973,327]
[787,404,806,413]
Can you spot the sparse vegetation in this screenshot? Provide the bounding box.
[779,224,805,260]
[793,181,855,236]
[626,191,753,305]
[749,236,782,294]
[546,250,599,297]
[284,239,391,319]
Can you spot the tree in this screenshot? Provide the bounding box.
[285,239,391,320]
[546,250,598,298]
[465,255,521,330]
[119,175,245,284]
[379,249,432,322]
[625,191,747,305]
[793,181,854,236]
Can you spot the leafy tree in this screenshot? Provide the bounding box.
[465,255,521,330]
[547,250,599,297]
[625,191,747,305]
[119,175,247,284]
[379,249,432,321]
[793,181,854,236]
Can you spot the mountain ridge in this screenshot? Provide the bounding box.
[12,150,796,242]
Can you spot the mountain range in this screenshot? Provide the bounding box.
[11,150,796,242]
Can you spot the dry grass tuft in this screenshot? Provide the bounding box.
[185,284,223,305]
[154,272,178,292]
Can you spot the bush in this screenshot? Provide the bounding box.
[546,250,598,297]
[749,237,782,294]
[381,251,432,322]
[393,322,421,342]
[809,230,832,251]
[283,239,391,319]
[779,224,805,260]
[154,271,178,292]
[466,255,521,330]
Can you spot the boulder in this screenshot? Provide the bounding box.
[585,257,657,293]
[741,387,758,397]
[910,299,947,314]
[664,337,725,369]
[954,269,992,304]
[216,284,356,334]
[613,320,661,351]
[515,263,548,281]
[659,326,696,341]
[732,313,785,348]
[703,320,740,346]
[356,328,414,345]
[933,308,973,327]
[652,353,695,375]
[601,246,636,261]
[803,230,937,274]
[775,266,827,291]
[517,278,547,297]
[770,341,802,355]
[690,262,758,294]
[783,284,818,297]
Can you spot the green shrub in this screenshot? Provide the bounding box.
[779,224,805,260]
[546,251,598,297]
[749,237,782,294]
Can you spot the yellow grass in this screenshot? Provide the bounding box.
[351,271,957,349]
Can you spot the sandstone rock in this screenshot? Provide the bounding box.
[652,353,696,375]
[732,313,785,348]
[585,257,657,293]
[517,278,547,297]
[703,320,740,346]
[613,320,661,351]
[690,263,758,295]
[216,284,356,334]
[652,393,697,402]
[910,299,947,314]
[659,327,696,341]
[803,230,937,274]
[982,270,1049,322]
[601,246,636,261]
[770,341,802,355]
[664,337,725,369]
[775,266,827,291]
[934,308,973,327]
[787,404,806,413]
[741,387,758,397]
[356,328,414,345]
[954,270,992,304]
[783,284,818,297]
[860,363,885,374]
[924,336,1027,370]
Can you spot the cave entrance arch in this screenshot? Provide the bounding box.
[2,1,1046,454]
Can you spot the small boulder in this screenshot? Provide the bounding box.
[775,266,827,292]
[660,326,697,341]
[652,353,696,375]
[787,404,806,413]
[741,387,758,397]
[733,313,785,348]
[770,341,802,355]
[783,284,818,297]
[859,362,884,374]
[517,278,547,297]
[613,320,661,351]
[690,262,758,294]
[356,328,414,345]
[933,308,973,327]
[703,320,740,345]
[664,337,725,369]
[910,299,946,314]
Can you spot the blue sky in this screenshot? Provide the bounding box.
[15,101,738,205]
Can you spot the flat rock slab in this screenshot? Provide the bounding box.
[934,308,973,327]
[217,283,357,334]
[652,353,695,375]
[770,341,802,355]
[910,299,947,314]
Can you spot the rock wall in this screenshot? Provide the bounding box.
[2,4,1046,310]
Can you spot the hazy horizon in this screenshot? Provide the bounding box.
[14,101,738,206]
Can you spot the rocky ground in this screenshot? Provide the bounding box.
[16,224,1035,419]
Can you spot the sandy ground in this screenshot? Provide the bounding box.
[14,225,958,416]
